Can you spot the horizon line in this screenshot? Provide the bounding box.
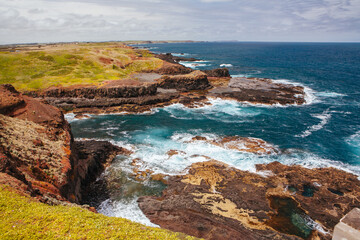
[1,40,360,46]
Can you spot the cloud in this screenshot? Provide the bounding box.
[0,0,359,44]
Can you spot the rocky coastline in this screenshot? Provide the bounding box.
[0,84,127,206]
[1,44,358,240]
[21,50,307,117]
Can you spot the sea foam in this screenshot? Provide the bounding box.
[179,60,210,69]
[296,110,332,138]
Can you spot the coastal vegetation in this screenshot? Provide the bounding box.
[0,42,163,91]
[0,186,196,240]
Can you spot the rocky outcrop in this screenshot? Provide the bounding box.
[202,68,230,78]
[188,135,278,155]
[155,53,199,64]
[0,84,125,204]
[154,61,193,75]
[209,77,306,105]
[139,160,360,240]
[43,92,180,110]
[158,71,211,91]
[26,84,157,99]
[70,141,130,203]
[0,84,25,115]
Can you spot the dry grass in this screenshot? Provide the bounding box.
[0,43,163,91]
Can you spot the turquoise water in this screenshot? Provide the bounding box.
[68,42,360,226]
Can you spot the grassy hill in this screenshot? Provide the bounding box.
[0,185,196,240]
[0,42,163,91]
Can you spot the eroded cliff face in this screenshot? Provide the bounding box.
[157,71,211,91]
[138,160,360,240]
[0,84,125,204]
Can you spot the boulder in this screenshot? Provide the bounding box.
[202,68,230,78]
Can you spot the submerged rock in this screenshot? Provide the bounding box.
[189,135,278,154]
[138,160,360,240]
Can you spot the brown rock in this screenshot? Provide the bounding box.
[157,71,211,91]
[202,68,230,78]
[209,77,306,105]
[0,84,126,205]
[189,135,278,155]
[139,160,360,240]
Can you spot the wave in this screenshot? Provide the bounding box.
[171,53,192,57]
[64,113,92,123]
[163,98,262,123]
[78,130,360,227]
[296,110,331,138]
[179,60,210,69]
[316,91,347,98]
[98,198,159,227]
[220,63,233,67]
[231,74,250,78]
[345,130,360,159]
[272,79,318,105]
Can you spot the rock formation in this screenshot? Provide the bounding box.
[0,84,126,204]
[209,77,306,105]
[202,68,231,78]
[157,71,211,91]
[138,160,360,240]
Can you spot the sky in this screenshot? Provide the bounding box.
[0,0,359,44]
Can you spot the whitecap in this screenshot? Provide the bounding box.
[179,60,210,69]
[172,53,192,57]
[316,92,347,98]
[296,110,331,138]
[220,64,233,67]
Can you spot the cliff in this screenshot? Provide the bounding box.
[0,84,126,204]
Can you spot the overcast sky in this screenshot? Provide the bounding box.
[0,0,359,44]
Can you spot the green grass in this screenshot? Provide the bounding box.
[0,186,197,240]
[0,43,163,91]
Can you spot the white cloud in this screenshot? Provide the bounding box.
[0,0,359,44]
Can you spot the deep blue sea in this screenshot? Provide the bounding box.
[68,42,360,226]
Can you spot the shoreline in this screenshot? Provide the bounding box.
[1,42,359,240]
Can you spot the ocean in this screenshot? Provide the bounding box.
[68,42,360,226]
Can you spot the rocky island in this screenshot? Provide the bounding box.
[1,42,359,239]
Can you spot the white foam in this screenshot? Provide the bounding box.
[272,79,318,105]
[220,63,233,67]
[304,216,330,235]
[163,98,261,123]
[89,128,360,226]
[296,110,331,138]
[231,74,250,78]
[316,92,347,98]
[345,130,360,158]
[179,60,210,69]
[64,113,92,123]
[277,149,360,177]
[171,53,192,57]
[98,198,159,227]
